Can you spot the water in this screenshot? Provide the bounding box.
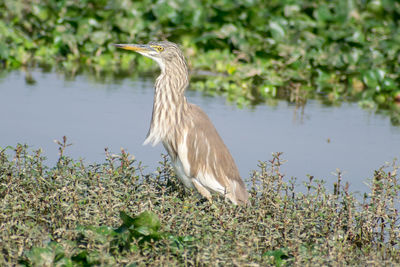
[1,70,399,194]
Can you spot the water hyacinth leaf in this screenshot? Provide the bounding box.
[120,53,136,70]
[269,21,285,41]
[315,5,332,22]
[346,30,365,44]
[0,43,9,59]
[375,94,386,104]
[367,0,384,13]
[192,8,205,28]
[152,2,176,22]
[98,54,114,68]
[91,31,110,45]
[382,78,396,91]
[375,69,386,81]
[260,84,277,98]
[87,18,100,28]
[382,0,398,10]
[362,70,380,90]
[284,5,300,17]
[32,4,49,21]
[114,17,135,33]
[76,23,92,42]
[97,10,114,20]
[218,24,238,39]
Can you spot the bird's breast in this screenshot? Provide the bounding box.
[171,156,194,189]
[162,138,193,189]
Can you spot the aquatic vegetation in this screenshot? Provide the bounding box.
[0,140,399,265]
[1,0,400,123]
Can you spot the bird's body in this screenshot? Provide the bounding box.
[114,41,248,205]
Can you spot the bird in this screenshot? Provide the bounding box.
[114,41,248,205]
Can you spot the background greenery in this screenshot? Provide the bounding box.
[1,0,400,123]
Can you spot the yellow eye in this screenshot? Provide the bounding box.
[152,45,164,52]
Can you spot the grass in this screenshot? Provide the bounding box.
[1,137,399,266]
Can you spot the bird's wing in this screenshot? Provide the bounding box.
[178,104,246,197]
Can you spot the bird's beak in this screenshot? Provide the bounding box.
[113,44,154,53]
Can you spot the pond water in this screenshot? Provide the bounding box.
[1,69,399,194]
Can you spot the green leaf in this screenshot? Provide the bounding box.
[25,247,54,266]
[375,94,386,104]
[135,225,151,236]
[24,242,67,267]
[382,78,396,91]
[91,31,110,45]
[260,84,277,98]
[315,5,332,22]
[0,43,9,59]
[152,2,176,22]
[32,5,49,21]
[263,248,290,267]
[71,251,89,265]
[269,21,285,41]
[132,211,161,232]
[362,70,380,90]
[119,211,135,228]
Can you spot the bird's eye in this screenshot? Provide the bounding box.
[152,46,164,52]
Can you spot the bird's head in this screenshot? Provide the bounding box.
[113,41,186,73]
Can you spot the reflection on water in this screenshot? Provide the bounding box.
[1,70,399,193]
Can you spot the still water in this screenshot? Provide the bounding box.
[1,70,399,193]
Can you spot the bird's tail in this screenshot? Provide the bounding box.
[228,180,249,205]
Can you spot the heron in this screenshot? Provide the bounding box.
[114,41,248,205]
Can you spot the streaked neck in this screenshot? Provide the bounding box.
[144,62,189,146]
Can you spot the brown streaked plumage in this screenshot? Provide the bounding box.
[114,41,248,205]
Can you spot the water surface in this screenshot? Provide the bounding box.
[1,70,399,193]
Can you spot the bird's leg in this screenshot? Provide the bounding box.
[192,179,213,203]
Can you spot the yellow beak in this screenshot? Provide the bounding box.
[113,44,154,53]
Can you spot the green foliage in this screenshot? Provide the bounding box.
[1,140,399,265]
[263,248,290,267]
[20,211,193,266]
[1,0,400,121]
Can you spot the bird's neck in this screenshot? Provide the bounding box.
[144,65,189,146]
